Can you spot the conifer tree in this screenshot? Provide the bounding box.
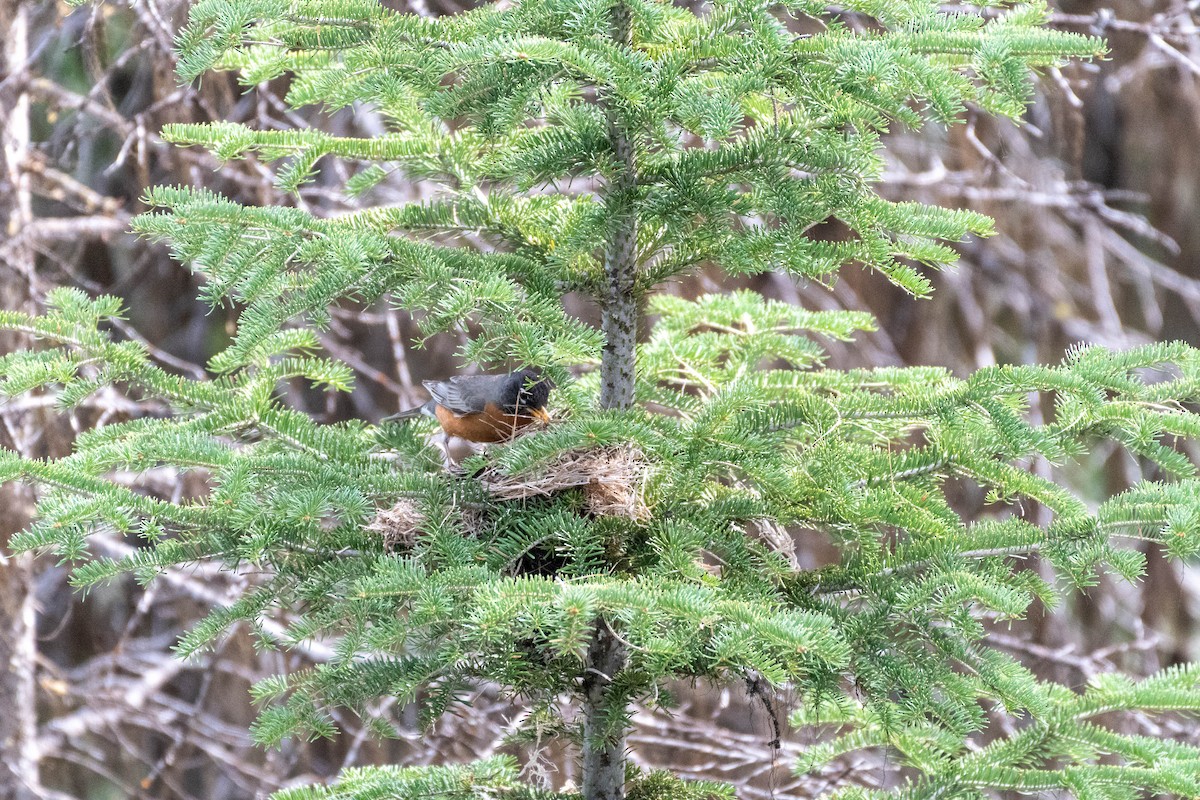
[4,2,1200,800]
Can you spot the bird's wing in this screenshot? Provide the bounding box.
[423,374,506,415]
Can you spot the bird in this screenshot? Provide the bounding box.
[382,368,553,443]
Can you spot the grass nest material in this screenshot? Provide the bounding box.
[366,498,424,554]
[368,498,488,550]
[478,444,652,521]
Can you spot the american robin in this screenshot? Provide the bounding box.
[383,368,553,443]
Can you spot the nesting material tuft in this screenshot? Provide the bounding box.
[367,498,424,553]
[743,517,799,569]
[459,504,488,539]
[479,445,652,521]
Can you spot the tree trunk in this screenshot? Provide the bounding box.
[0,533,38,800]
[0,2,42,797]
[586,3,636,799]
[581,620,628,800]
[598,0,638,412]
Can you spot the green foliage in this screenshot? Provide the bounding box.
[149,0,1104,318]
[5,1,1199,800]
[263,758,730,800]
[268,757,553,800]
[794,665,1200,800]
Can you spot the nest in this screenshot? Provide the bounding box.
[369,447,652,550]
[478,444,652,521]
[366,498,424,554]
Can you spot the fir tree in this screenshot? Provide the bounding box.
[4,2,1200,800]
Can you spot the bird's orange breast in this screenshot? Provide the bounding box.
[434,402,538,443]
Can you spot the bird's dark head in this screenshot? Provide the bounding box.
[505,369,553,419]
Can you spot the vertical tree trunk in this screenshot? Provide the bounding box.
[0,2,41,798]
[586,3,636,799]
[581,621,628,800]
[598,0,638,412]
[0,535,38,800]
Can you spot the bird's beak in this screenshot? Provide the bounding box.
[531,407,552,425]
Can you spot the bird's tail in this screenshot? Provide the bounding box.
[381,401,435,423]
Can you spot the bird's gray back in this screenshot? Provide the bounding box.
[422,373,509,415]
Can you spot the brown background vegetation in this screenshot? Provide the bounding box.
[1,1,1199,798]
